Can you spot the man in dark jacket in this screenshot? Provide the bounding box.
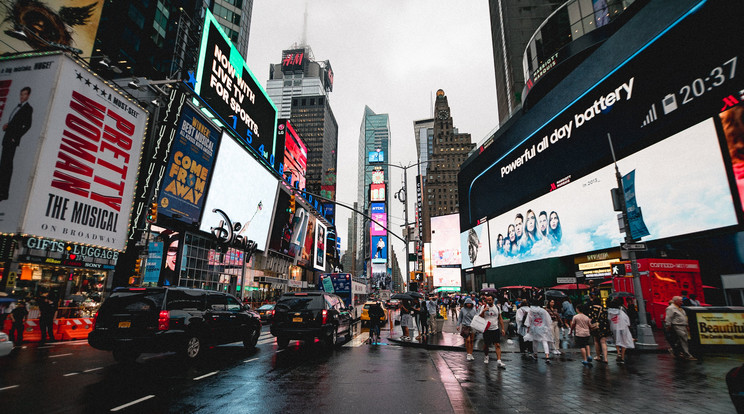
[39,295,56,344]
[0,86,33,200]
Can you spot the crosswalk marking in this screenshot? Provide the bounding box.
[345,332,370,347]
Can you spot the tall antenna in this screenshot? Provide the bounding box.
[301,2,309,46]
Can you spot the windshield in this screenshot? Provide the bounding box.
[276,296,324,311]
[104,291,164,313]
[258,304,275,310]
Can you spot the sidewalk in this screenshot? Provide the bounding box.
[385,311,670,354]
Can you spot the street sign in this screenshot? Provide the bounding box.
[621,242,647,251]
[611,263,626,276]
[556,277,577,284]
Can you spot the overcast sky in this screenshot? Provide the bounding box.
[245,0,499,275]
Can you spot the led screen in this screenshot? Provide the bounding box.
[431,214,461,266]
[433,267,462,288]
[200,132,278,251]
[460,221,490,270]
[370,202,387,236]
[371,235,387,264]
[487,118,737,266]
[371,183,386,202]
[314,220,327,271]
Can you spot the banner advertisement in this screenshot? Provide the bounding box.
[696,312,744,345]
[300,215,316,264]
[158,105,219,224]
[267,190,292,254]
[486,119,736,267]
[200,133,278,252]
[143,241,163,284]
[460,221,490,270]
[194,10,278,169]
[370,183,385,202]
[371,235,387,264]
[280,119,307,190]
[372,262,389,290]
[433,267,462,288]
[19,54,147,251]
[431,214,461,266]
[288,206,309,258]
[622,169,650,240]
[0,0,104,57]
[370,202,387,236]
[314,220,327,271]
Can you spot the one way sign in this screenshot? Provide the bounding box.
[611,263,626,276]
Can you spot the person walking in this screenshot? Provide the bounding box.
[570,304,594,367]
[399,299,414,341]
[525,299,553,363]
[588,299,612,363]
[419,298,430,338]
[9,301,27,344]
[39,294,56,344]
[561,297,576,338]
[479,295,506,368]
[608,298,635,364]
[368,301,385,344]
[456,298,478,361]
[515,300,533,356]
[665,296,696,360]
[412,298,422,340]
[545,299,563,355]
[426,296,438,334]
[449,297,458,320]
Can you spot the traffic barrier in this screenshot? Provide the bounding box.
[23,319,42,342]
[59,318,94,340]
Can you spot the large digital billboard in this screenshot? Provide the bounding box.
[267,189,292,255]
[460,221,490,270]
[300,215,316,264]
[158,105,219,224]
[200,132,279,252]
[314,220,327,271]
[278,119,306,190]
[194,9,278,169]
[370,202,387,236]
[371,235,387,264]
[433,267,462,288]
[461,1,744,269]
[370,183,386,202]
[431,214,461,266]
[0,54,147,251]
[288,206,309,258]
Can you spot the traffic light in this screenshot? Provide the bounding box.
[147,202,158,223]
[134,257,143,275]
[289,194,296,214]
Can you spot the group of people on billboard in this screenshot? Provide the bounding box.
[494,209,562,257]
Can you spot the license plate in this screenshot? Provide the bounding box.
[118,321,131,328]
[292,317,303,323]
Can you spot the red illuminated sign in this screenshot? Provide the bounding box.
[281,49,306,73]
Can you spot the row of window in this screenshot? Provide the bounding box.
[213,3,241,25]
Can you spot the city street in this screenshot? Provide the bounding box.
[1,324,741,413]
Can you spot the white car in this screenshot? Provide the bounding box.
[0,331,14,356]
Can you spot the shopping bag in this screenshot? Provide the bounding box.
[469,315,491,333]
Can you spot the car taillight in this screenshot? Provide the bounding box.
[93,311,99,328]
[158,310,170,331]
[269,310,274,316]
[0,335,7,342]
[321,309,328,324]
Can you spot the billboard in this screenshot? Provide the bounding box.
[158,105,219,224]
[372,262,389,290]
[370,202,387,236]
[301,215,316,264]
[288,206,309,258]
[431,214,461,266]
[368,151,384,163]
[0,0,104,57]
[371,235,387,264]
[433,267,461,288]
[0,54,147,251]
[199,132,278,252]
[487,118,736,266]
[460,221,490,270]
[281,49,306,73]
[370,183,385,202]
[314,220,327,271]
[194,9,278,169]
[267,189,292,255]
[279,119,306,189]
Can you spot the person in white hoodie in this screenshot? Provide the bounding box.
[525,298,554,363]
[608,298,635,364]
[515,300,533,355]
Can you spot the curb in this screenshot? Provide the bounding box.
[387,336,670,354]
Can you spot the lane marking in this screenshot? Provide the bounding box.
[49,353,73,358]
[345,332,370,348]
[84,367,103,373]
[243,357,259,363]
[193,371,219,381]
[0,385,19,391]
[110,395,155,412]
[63,372,79,377]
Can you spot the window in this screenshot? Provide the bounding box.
[207,294,227,311]
[226,296,242,312]
[166,290,205,311]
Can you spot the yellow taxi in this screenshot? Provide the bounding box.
[360,301,387,326]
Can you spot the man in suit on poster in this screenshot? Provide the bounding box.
[0,86,33,201]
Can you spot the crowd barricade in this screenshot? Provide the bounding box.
[58,318,94,340]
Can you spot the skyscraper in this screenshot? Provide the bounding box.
[265,46,338,208]
[488,0,563,124]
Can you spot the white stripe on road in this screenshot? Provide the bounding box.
[243,357,259,363]
[110,395,155,412]
[63,372,79,377]
[257,338,275,345]
[193,371,219,381]
[49,353,73,358]
[345,332,370,348]
[84,367,103,373]
[0,385,19,391]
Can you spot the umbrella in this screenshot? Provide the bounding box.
[609,291,636,299]
[480,288,499,295]
[500,286,534,289]
[549,283,590,290]
[545,290,567,298]
[408,291,424,299]
[391,292,413,300]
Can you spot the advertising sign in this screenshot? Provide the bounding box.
[0,0,104,57]
[370,202,387,236]
[199,132,279,252]
[368,151,384,163]
[143,241,163,284]
[486,119,736,266]
[696,312,744,345]
[158,105,219,223]
[301,215,316,264]
[433,267,462,288]
[281,49,306,73]
[267,190,292,254]
[460,221,490,270]
[279,119,306,189]
[371,235,387,264]
[288,206,309,258]
[3,54,147,251]
[371,170,385,184]
[372,262,389,290]
[314,220,327,271]
[370,183,385,202]
[431,214,461,266]
[622,170,650,240]
[194,9,278,168]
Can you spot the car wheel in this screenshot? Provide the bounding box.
[276,336,289,349]
[112,348,139,364]
[326,327,338,348]
[345,322,353,341]
[244,327,260,350]
[183,335,202,360]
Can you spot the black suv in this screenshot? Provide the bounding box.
[270,291,353,349]
[88,287,261,362]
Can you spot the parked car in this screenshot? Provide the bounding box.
[270,291,353,349]
[360,301,387,327]
[257,304,276,323]
[88,287,261,363]
[0,331,13,357]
